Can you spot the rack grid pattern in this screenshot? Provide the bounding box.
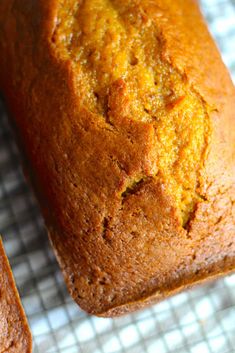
[0,1,235,352]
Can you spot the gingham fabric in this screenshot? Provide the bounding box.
[0,1,235,352]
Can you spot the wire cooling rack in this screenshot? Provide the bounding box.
[0,1,235,352]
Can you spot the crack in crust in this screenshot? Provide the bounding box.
[51,0,211,227]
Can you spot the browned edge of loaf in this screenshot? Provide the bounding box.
[0,237,32,352]
[0,0,235,317]
[97,265,235,317]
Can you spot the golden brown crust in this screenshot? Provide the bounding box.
[0,239,32,352]
[0,0,234,316]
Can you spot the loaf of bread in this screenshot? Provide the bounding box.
[0,0,234,316]
[0,239,32,352]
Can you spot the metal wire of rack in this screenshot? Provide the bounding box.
[0,1,235,352]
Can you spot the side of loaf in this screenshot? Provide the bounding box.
[0,0,234,316]
[0,238,32,352]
